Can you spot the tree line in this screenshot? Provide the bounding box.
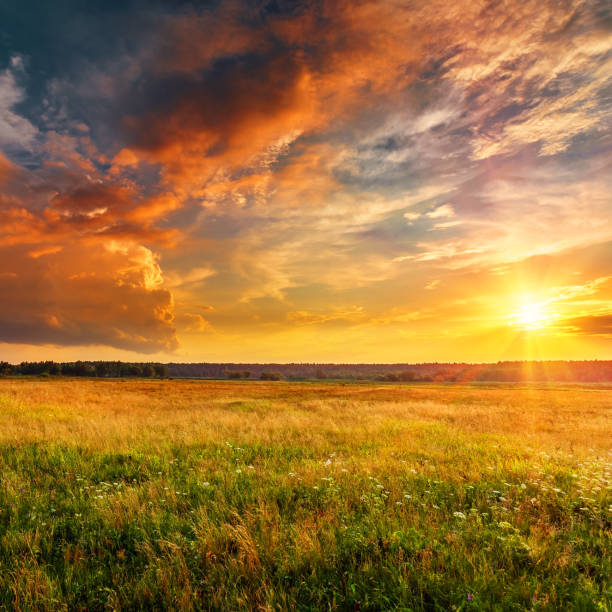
[1,360,610,382]
[172,361,612,382]
[0,361,168,378]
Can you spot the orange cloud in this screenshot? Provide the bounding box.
[0,172,180,249]
[28,246,63,259]
[286,306,366,326]
[0,241,177,353]
[175,313,213,333]
[114,0,445,194]
[0,152,17,183]
[558,314,612,336]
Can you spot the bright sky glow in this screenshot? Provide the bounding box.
[510,300,555,331]
[0,1,610,363]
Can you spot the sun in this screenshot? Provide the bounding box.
[509,299,553,330]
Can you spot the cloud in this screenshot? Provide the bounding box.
[286,306,366,327]
[164,267,215,288]
[118,51,317,188]
[175,313,212,333]
[549,276,612,303]
[452,2,612,159]
[431,221,462,231]
[104,0,461,195]
[0,57,37,149]
[0,133,181,354]
[394,240,489,265]
[426,204,455,219]
[0,152,19,184]
[0,241,177,353]
[28,246,63,259]
[404,212,421,224]
[0,163,180,248]
[559,314,612,336]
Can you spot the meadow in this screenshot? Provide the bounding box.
[0,378,609,610]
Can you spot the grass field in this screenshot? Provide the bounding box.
[0,379,609,610]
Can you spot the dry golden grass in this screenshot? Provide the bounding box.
[0,378,608,454]
[0,378,609,610]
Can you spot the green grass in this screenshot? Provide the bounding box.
[0,379,609,610]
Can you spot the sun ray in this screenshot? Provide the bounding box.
[508,297,556,331]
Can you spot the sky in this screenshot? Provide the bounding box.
[0,0,611,364]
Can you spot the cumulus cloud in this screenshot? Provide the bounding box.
[0,135,181,352]
[0,242,177,352]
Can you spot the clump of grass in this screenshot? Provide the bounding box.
[0,379,609,610]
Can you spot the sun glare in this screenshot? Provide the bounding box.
[510,299,553,330]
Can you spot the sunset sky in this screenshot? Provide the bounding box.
[0,0,611,363]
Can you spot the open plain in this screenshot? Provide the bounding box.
[0,378,609,610]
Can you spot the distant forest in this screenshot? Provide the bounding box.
[1,360,611,382]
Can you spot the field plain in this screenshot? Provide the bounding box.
[0,379,609,610]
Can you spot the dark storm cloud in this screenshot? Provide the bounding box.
[120,51,308,161]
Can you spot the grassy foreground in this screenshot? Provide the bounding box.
[0,379,609,610]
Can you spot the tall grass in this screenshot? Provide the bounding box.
[0,379,609,610]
